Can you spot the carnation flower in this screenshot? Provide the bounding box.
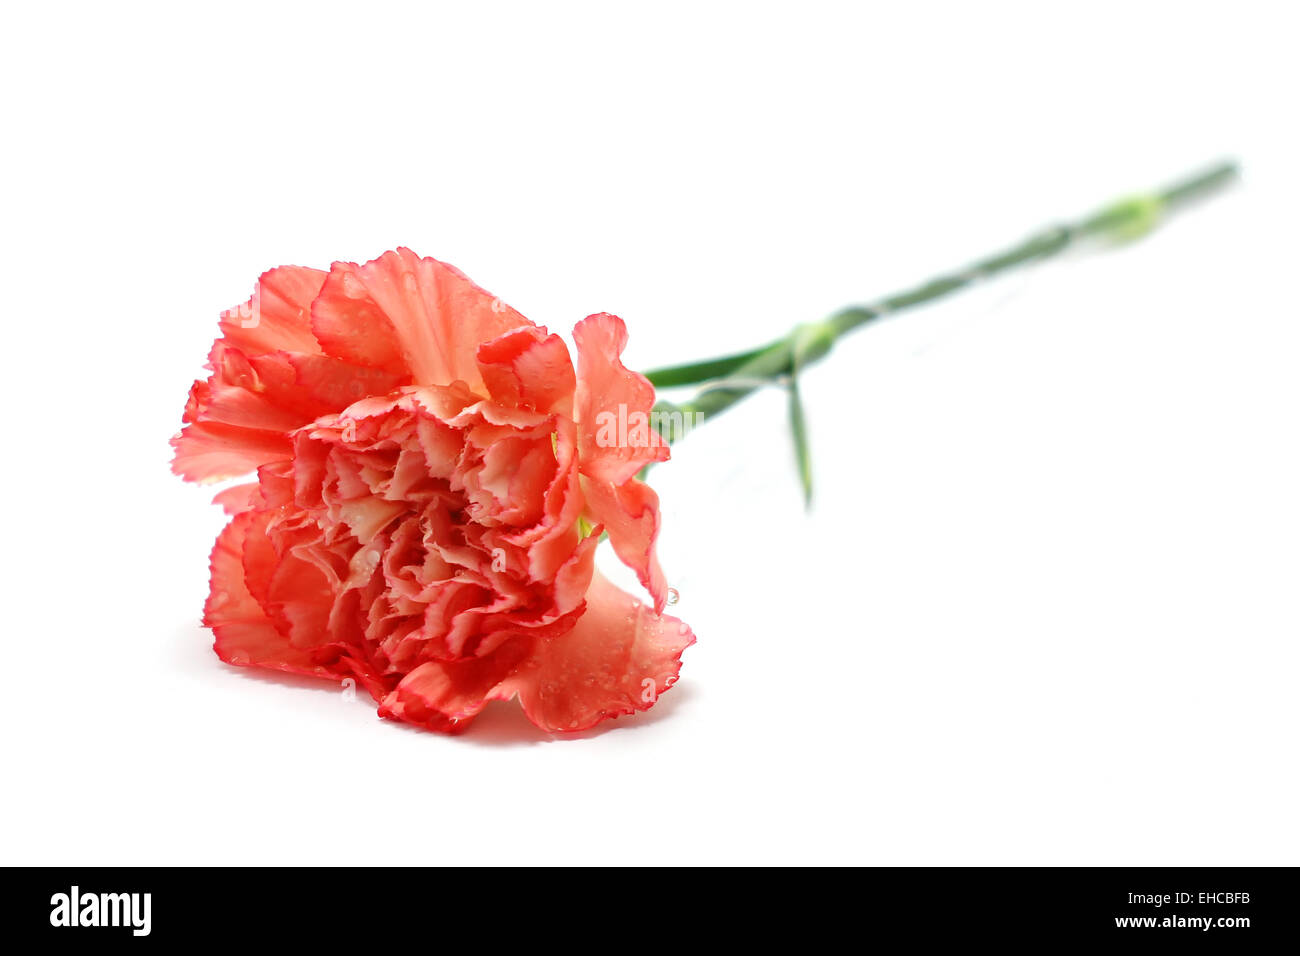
[174,248,694,734]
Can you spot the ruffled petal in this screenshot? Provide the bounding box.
[582,476,668,611]
[477,326,577,416]
[171,420,292,483]
[311,248,531,391]
[571,313,672,610]
[573,312,669,485]
[175,356,407,484]
[212,482,261,515]
[206,511,342,680]
[514,571,694,733]
[173,266,407,484]
[514,417,585,583]
[187,343,314,433]
[217,265,327,356]
[377,638,533,733]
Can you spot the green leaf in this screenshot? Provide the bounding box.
[788,376,813,509]
[785,322,834,510]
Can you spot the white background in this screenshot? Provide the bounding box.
[2,1,1297,865]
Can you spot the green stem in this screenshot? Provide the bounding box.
[644,345,777,388]
[650,160,1239,436]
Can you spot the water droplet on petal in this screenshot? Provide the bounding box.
[666,587,680,605]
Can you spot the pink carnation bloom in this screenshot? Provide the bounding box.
[173,249,693,734]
